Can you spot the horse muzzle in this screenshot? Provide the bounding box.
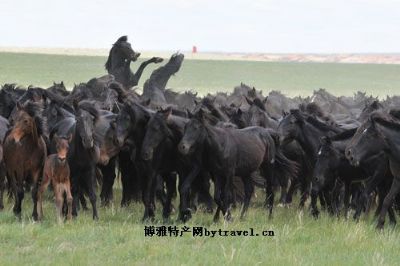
[178,142,190,155]
[345,148,360,167]
[141,149,153,161]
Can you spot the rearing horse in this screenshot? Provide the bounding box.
[3,101,47,220]
[105,36,163,89]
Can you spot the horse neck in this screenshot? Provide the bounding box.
[204,124,227,155]
[297,122,328,160]
[108,48,128,71]
[149,68,172,91]
[375,122,400,162]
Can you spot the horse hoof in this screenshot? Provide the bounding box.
[224,213,233,223]
[205,207,214,214]
[376,223,384,230]
[179,209,192,223]
[311,210,320,219]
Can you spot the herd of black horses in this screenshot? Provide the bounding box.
[1,36,400,230]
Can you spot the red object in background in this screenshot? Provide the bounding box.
[192,46,197,53]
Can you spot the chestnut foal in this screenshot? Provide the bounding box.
[38,135,72,223]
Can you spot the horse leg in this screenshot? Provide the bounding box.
[310,191,320,218]
[79,193,88,211]
[299,178,310,209]
[142,168,156,221]
[213,176,223,223]
[263,165,275,219]
[240,175,254,219]
[37,173,50,221]
[0,168,5,210]
[65,180,73,221]
[162,173,176,220]
[388,205,396,225]
[342,181,351,219]
[13,182,24,220]
[54,184,64,224]
[222,172,234,222]
[377,177,400,230]
[285,178,298,204]
[197,173,214,213]
[31,172,41,222]
[86,168,98,220]
[178,166,200,222]
[278,175,288,206]
[99,159,116,207]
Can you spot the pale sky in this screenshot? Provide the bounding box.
[1,0,400,53]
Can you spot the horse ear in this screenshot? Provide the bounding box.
[194,99,199,106]
[16,101,23,110]
[61,81,64,86]
[263,96,268,104]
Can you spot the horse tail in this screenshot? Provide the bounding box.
[273,147,300,186]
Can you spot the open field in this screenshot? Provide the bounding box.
[0,52,400,97]
[1,52,400,265]
[1,187,400,266]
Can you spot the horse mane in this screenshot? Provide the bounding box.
[105,36,128,72]
[22,101,48,137]
[77,100,100,121]
[389,109,400,120]
[371,111,400,130]
[330,127,357,141]
[105,46,114,72]
[305,115,341,133]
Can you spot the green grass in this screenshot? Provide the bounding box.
[0,188,399,266]
[1,52,400,265]
[1,52,400,97]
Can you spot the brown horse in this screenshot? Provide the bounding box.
[3,101,47,220]
[38,134,72,223]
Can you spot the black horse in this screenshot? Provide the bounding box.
[278,109,343,209]
[140,108,213,221]
[105,36,163,89]
[346,111,400,229]
[178,109,297,221]
[50,101,101,219]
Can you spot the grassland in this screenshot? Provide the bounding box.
[1,188,400,266]
[0,52,400,265]
[1,52,400,97]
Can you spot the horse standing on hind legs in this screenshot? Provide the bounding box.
[38,134,73,223]
[105,35,163,89]
[3,101,47,220]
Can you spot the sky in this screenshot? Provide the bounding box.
[1,0,400,53]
